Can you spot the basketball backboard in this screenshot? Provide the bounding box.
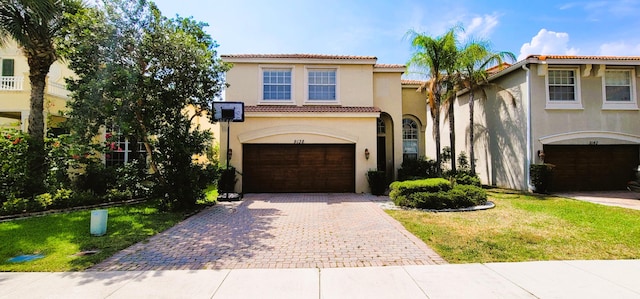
[213,102,244,122]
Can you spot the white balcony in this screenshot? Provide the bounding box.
[0,76,24,91]
[47,82,70,98]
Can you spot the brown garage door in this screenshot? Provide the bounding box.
[243,144,355,193]
[544,145,639,191]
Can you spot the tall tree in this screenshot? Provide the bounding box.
[60,0,230,210]
[457,40,515,173]
[0,0,81,194]
[407,28,458,175]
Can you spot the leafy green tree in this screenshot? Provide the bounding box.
[457,40,515,173]
[0,0,81,195]
[60,0,230,210]
[407,27,458,175]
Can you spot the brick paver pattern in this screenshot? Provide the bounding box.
[90,193,446,271]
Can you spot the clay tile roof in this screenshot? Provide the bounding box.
[374,64,406,68]
[528,54,640,61]
[221,54,377,60]
[401,79,426,85]
[245,105,381,113]
[486,62,512,75]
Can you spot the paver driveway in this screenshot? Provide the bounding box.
[90,193,445,271]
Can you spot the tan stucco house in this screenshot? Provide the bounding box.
[444,55,640,191]
[1,40,71,134]
[220,54,427,193]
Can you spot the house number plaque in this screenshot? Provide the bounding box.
[294,140,305,144]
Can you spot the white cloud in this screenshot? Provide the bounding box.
[518,29,579,60]
[460,14,499,40]
[598,41,640,56]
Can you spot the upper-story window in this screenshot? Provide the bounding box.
[1,58,17,90]
[307,68,337,101]
[262,68,292,101]
[545,68,582,109]
[602,69,637,110]
[2,59,14,77]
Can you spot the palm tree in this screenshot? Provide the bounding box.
[0,0,81,194]
[407,27,458,175]
[441,70,462,173]
[457,39,515,174]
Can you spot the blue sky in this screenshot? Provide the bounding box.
[149,0,640,66]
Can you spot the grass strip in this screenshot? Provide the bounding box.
[387,190,640,263]
[0,200,189,272]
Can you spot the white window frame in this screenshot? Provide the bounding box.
[304,66,339,104]
[402,118,419,161]
[259,65,294,104]
[601,68,638,110]
[545,67,583,110]
[105,127,147,167]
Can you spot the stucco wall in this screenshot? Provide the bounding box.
[220,115,378,193]
[529,64,640,151]
[374,73,404,179]
[455,68,529,190]
[224,62,374,107]
[401,86,428,158]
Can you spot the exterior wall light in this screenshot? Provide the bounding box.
[364,148,370,160]
[537,150,545,163]
[228,148,233,160]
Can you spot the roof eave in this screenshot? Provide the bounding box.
[222,56,378,65]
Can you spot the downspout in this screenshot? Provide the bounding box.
[522,63,532,191]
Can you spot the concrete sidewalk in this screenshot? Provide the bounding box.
[556,190,640,210]
[2,260,640,298]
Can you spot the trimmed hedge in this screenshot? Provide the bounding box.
[389,178,487,210]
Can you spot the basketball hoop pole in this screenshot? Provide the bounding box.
[225,118,231,200]
[212,101,244,201]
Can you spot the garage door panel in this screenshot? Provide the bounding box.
[243,144,355,193]
[544,145,639,191]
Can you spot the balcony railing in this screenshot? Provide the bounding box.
[0,76,24,91]
[48,82,70,98]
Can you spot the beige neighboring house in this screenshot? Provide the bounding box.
[220,54,427,193]
[1,39,219,166]
[443,55,640,192]
[0,40,72,134]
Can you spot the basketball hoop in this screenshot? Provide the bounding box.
[212,102,245,201]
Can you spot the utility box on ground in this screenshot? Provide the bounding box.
[90,209,108,236]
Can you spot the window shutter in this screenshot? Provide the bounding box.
[2,59,15,76]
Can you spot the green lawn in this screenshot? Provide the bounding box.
[387,189,640,263]
[0,201,188,272]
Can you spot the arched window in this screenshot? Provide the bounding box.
[402,118,418,160]
[377,118,385,135]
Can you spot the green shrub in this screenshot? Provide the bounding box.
[0,197,35,215]
[389,178,451,206]
[448,185,487,208]
[105,188,134,202]
[407,191,451,209]
[35,193,54,209]
[452,171,481,186]
[74,162,116,195]
[0,129,29,202]
[114,159,151,198]
[218,166,237,193]
[389,178,487,210]
[366,170,387,195]
[397,157,440,181]
[530,163,555,193]
[50,188,74,209]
